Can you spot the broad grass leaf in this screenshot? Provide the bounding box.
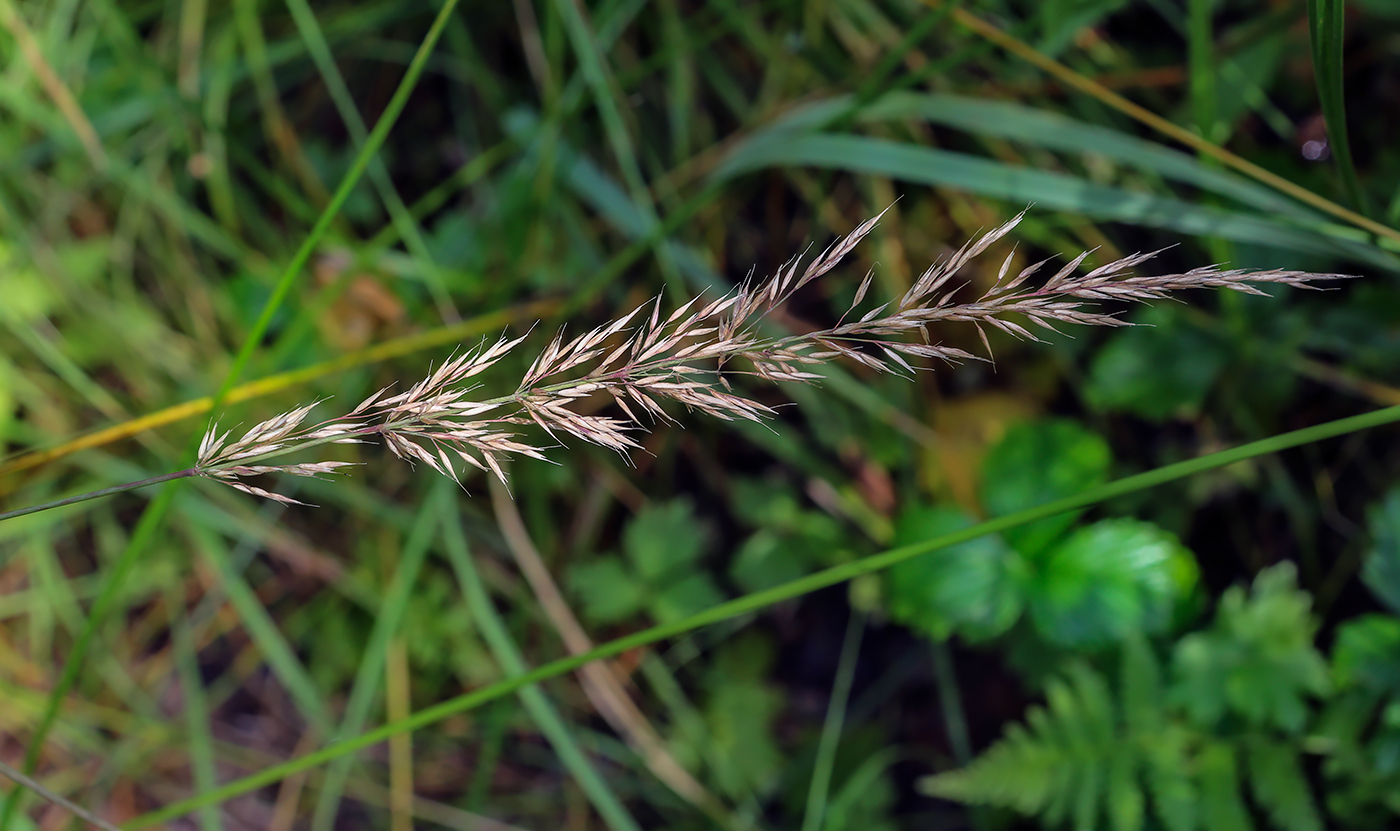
[713,131,1398,271]
[1027,519,1199,647]
[884,505,1026,641]
[1085,306,1229,421]
[980,419,1111,559]
[1363,487,1400,614]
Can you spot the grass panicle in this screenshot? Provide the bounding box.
[182,209,1348,505]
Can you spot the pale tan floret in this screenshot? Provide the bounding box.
[193,210,1349,501]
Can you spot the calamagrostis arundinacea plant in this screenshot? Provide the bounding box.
[192,209,1348,504]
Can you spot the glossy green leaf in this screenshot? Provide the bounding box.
[1363,487,1400,614]
[884,505,1026,641]
[1028,519,1199,647]
[981,419,1111,559]
[1085,306,1229,421]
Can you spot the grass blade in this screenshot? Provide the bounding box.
[309,495,439,831]
[1307,0,1370,217]
[0,4,464,827]
[437,486,644,831]
[940,3,1399,246]
[801,609,864,831]
[124,402,1400,827]
[714,132,1398,270]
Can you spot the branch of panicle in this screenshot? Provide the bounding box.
[193,208,1351,503]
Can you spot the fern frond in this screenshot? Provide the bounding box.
[1247,737,1323,831]
[1198,742,1253,831]
[922,662,1139,830]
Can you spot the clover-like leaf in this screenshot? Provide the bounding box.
[1085,305,1229,422]
[1027,519,1199,647]
[981,419,1111,559]
[568,557,646,624]
[625,499,707,581]
[884,505,1026,642]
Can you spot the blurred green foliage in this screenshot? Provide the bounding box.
[2,0,1400,828]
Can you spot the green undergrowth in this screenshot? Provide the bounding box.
[1,1,1400,830]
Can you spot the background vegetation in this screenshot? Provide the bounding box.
[2,0,1400,829]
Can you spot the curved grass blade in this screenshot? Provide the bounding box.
[309,496,438,831]
[437,486,644,831]
[1307,0,1370,217]
[801,609,865,831]
[749,91,1324,224]
[938,2,1400,247]
[0,4,465,828]
[281,0,459,322]
[714,132,1398,271]
[124,402,1400,828]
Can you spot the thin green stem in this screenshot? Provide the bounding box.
[0,470,196,523]
[802,608,865,831]
[437,486,643,831]
[124,403,1400,829]
[0,759,123,831]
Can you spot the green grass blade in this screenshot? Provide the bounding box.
[0,5,464,828]
[801,609,864,831]
[832,92,1322,224]
[183,504,334,736]
[550,0,683,299]
[280,0,459,322]
[1188,0,1221,145]
[436,487,644,831]
[713,132,1398,270]
[309,494,440,831]
[124,402,1400,827]
[169,584,225,831]
[1308,0,1370,217]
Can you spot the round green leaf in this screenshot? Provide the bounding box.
[884,505,1026,642]
[1084,306,1228,421]
[1028,519,1199,647]
[981,419,1111,559]
[568,557,645,624]
[625,499,706,580]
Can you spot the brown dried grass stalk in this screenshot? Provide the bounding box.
[192,208,1348,505]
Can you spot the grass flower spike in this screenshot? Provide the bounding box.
[185,208,1347,503]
